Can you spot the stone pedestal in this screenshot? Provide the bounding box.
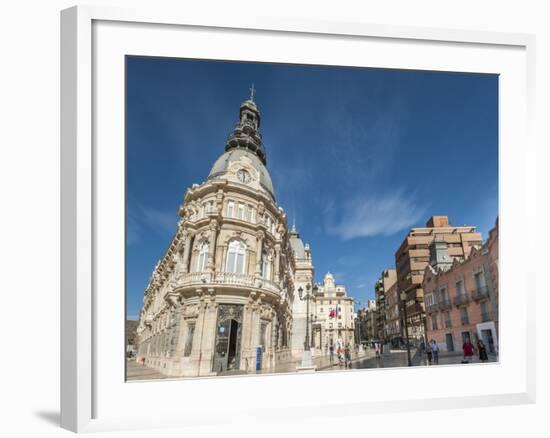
[296,350,316,372]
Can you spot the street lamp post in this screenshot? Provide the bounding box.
[400,291,412,366]
[298,283,318,369]
[353,299,362,348]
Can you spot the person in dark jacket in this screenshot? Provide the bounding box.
[477,339,489,362]
[425,342,433,365]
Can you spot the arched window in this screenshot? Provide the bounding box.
[226,240,247,274]
[260,250,271,280]
[196,241,209,272]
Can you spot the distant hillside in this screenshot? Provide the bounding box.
[126,319,138,346]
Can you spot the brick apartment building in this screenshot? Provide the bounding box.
[394,216,483,341]
[423,219,499,353]
[374,269,397,341]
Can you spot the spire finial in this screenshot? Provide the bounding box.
[249,83,256,102]
[291,213,297,234]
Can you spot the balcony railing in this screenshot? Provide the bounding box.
[407,303,425,315]
[426,303,439,314]
[471,285,490,301]
[480,312,492,322]
[453,293,470,306]
[175,271,281,294]
[438,299,452,311]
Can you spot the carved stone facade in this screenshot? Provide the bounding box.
[136,95,301,376]
[310,272,356,352]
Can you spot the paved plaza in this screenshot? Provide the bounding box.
[127,359,170,381]
[350,349,498,370]
[126,346,497,381]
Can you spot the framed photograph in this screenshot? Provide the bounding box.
[61,5,536,433]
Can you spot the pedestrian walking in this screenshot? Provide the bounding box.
[425,341,433,365]
[344,344,352,369]
[338,348,344,366]
[462,339,476,363]
[329,344,334,363]
[477,339,489,362]
[420,340,426,356]
[430,340,439,364]
[375,342,380,358]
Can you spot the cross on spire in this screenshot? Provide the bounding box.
[249,83,256,102]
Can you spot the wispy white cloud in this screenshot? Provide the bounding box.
[140,206,177,234]
[325,190,427,240]
[127,202,178,246]
[127,212,141,246]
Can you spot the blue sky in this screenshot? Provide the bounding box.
[126,56,498,319]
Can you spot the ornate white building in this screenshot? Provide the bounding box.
[135,93,357,377]
[310,273,356,352]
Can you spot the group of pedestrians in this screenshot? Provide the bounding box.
[420,338,490,365]
[420,339,440,365]
[328,343,352,368]
[462,339,489,363]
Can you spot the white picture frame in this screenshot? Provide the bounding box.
[60,5,536,433]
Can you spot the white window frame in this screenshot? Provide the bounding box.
[225,240,247,274]
[196,241,209,272]
[226,201,234,218]
[260,250,271,280]
[425,293,434,306]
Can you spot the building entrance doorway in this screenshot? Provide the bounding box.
[445,333,454,352]
[213,304,243,373]
[481,329,495,353]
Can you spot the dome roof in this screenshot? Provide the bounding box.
[240,99,259,112]
[290,234,306,259]
[207,148,276,200]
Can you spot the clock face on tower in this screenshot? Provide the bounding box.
[237,169,251,184]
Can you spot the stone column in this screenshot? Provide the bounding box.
[190,288,217,377]
[207,220,218,272]
[219,244,227,273]
[273,243,281,283]
[255,231,265,276]
[198,289,217,375]
[181,232,193,273]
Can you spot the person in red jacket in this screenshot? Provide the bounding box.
[462,339,476,363]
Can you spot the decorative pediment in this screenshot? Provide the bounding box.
[223,231,249,246]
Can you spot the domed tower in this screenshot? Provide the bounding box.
[289,220,315,360]
[136,90,297,377]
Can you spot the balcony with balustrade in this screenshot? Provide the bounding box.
[453,293,470,307]
[480,311,493,322]
[438,298,452,311]
[425,303,439,314]
[173,271,282,296]
[471,285,490,302]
